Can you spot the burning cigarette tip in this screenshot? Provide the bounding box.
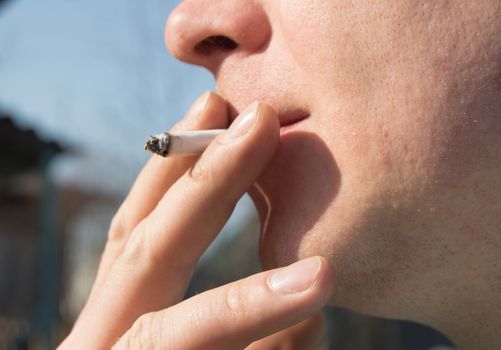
[144,133,170,157]
[144,129,225,157]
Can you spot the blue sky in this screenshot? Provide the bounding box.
[0,0,256,249]
[0,0,214,194]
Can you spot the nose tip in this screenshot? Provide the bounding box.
[165,1,271,72]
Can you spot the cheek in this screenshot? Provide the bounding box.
[313,84,446,217]
[275,1,393,101]
[275,1,343,74]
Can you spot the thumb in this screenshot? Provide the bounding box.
[246,313,329,350]
[113,256,334,350]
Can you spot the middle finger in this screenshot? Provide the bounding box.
[76,102,280,347]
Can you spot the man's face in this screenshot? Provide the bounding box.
[166,1,501,319]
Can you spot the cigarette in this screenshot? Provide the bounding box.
[144,129,226,157]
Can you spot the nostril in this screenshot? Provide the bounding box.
[194,35,238,55]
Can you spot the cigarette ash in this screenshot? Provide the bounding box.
[144,133,170,157]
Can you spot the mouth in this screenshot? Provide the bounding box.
[228,104,310,130]
[276,109,310,128]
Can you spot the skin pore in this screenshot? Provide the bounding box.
[166,1,501,348]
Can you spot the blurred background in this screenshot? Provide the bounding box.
[0,0,456,349]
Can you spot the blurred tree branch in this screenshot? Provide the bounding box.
[0,0,10,9]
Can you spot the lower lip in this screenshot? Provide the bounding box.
[279,115,309,135]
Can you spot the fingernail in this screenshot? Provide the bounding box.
[269,257,321,293]
[224,102,259,141]
[175,91,211,129]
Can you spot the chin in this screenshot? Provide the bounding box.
[248,130,415,314]
[248,129,341,270]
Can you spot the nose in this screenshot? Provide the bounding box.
[165,0,271,73]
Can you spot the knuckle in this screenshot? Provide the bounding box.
[187,144,246,206]
[108,209,127,242]
[189,159,215,183]
[223,283,249,318]
[124,314,154,350]
[189,162,241,209]
[118,221,159,269]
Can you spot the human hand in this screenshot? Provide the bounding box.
[58,92,335,350]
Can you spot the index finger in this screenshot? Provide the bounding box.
[86,92,229,305]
